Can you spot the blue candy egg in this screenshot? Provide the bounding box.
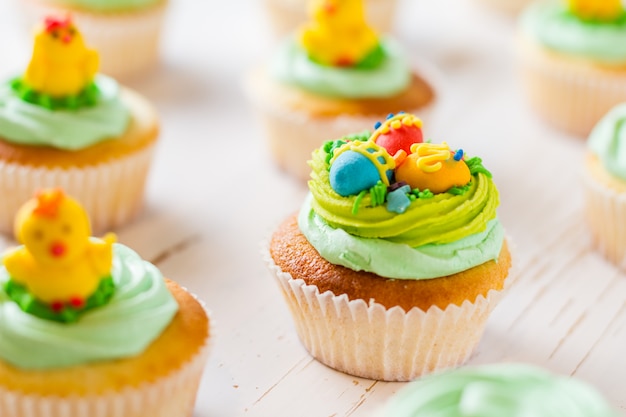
[329,150,381,196]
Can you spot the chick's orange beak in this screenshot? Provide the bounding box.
[49,241,66,258]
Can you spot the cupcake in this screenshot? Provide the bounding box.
[0,16,159,234]
[246,0,436,181]
[583,103,626,268]
[379,363,619,416]
[518,0,626,136]
[0,188,210,417]
[19,0,167,78]
[262,0,398,37]
[266,113,513,381]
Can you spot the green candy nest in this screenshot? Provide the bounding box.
[3,276,115,323]
[10,78,100,111]
[322,134,492,214]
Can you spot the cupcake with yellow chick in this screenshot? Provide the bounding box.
[0,16,159,234]
[518,0,626,136]
[267,113,513,381]
[20,0,168,78]
[247,0,436,181]
[0,189,210,417]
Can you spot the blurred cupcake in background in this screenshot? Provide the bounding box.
[0,16,160,234]
[262,0,398,36]
[378,363,620,417]
[583,103,626,269]
[19,0,168,78]
[518,0,626,136]
[246,0,437,181]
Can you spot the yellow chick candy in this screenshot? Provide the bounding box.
[568,0,624,21]
[395,142,471,194]
[3,189,116,308]
[300,0,379,67]
[23,16,99,97]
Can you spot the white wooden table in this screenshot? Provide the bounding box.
[1,0,625,415]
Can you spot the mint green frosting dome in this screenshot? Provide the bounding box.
[588,103,626,180]
[381,364,619,417]
[0,75,130,150]
[0,244,179,370]
[46,0,162,12]
[520,1,626,64]
[299,195,505,279]
[270,37,411,99]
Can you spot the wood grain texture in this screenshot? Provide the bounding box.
[0,0,624,415]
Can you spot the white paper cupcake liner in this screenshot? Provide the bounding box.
[0,288,212,417]
[0,144,155,235]
[20,0,167,79]
[265,247,514,381]
[583,169,626,269]
[519,37,626,136]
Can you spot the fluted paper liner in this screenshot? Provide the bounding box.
[0,291,212,417]
[519,37,626,137]
[0,144,155,234]
[265,249,513,381]
[21,0,167,79]
[583,171,626,269]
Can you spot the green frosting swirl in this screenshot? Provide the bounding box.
[0,75,130,150]
[299,195,505,279]
[45,0,162,12]
[270,37,411,99]
[588,103,626,181]
[521,1,626,64]
[380,364,619,417]
[308,147,500,247]
[0,244,178,370]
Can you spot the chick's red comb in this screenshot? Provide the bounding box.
[33,188,65,219]
[44,16,72,33]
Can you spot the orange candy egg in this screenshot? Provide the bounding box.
[396,154,471,194]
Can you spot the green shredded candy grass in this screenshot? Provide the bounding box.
[10,78,100,111]
[352,190,368,215]
[465,156,492,178]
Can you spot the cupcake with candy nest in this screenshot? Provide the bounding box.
[518,0,626,136]
[19,0,168,78]
[378,363,620,417]
[0,15,159,234]
[266,113,513,381]
[0,188,210,417]
[246,0,437,181]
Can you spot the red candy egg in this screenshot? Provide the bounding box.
[371,113,424,158]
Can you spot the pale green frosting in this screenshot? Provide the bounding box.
[521,1,626,64]
[45,0,162,12]
[308,148,500,247]
[381,364,619,417]
[588,103,626,180]
[0,244,179,370]
[0,75,130,150]
[299,195,505,279]
[270,37,411,99]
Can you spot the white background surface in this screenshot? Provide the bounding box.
[1,0,625,415]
